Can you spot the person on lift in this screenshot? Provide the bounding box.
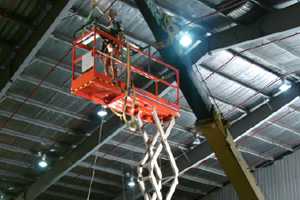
[102,9,124,80]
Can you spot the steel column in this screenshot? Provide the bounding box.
[196,115,265,200]
[134,0,213,122]
[134,1,265,199]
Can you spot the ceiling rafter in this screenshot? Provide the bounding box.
[238,146,274,161]
[79,159,207,195]
[93,151,223,188]
[250,134,293,152]
[17,75,81,99]
[5,93,88,121]
[0,8,33,29]
[200,63,271,98]
[66,171,121,188]
[0,110,74,135]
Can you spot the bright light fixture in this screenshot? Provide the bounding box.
[38,159,48,168]
[8,186,14,191]
[205,32,212,37]
[192,137,201,145]
[97,108,108,117]
[279,81,292,92]
[179,32,192,48]
[38,154,48,168]
[128,177,135,188]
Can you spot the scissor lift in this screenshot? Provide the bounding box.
[71,25,180,200]
[71,26,180,123]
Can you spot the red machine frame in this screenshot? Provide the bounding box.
[71,26,180,123]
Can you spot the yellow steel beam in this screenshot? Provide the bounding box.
[196,114,265,200]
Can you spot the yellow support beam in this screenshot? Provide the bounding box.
[196,114,265,200]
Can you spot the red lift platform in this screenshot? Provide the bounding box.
[71,26,180,123]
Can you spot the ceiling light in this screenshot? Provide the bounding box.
[205,32,212,37]
[97,108,108,117]
[279,80,292,92]
[179,32,193,48]
[128,176,135,188]
[8,186,14,191]
[192,137,201,145]
[38,154,48,168]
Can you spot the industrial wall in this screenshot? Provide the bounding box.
[201,149,300,200]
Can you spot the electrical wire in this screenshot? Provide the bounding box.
[104,0,119,14]
[197,32,300,116]
[86,120,104,200]
[195,63,222,115]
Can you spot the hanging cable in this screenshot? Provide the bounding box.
[86,120,104,200]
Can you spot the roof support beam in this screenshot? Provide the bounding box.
[0,128,55,146]
[15,115,124,200]
[5,93,88,121]
[0,157,113,198]
[0,169,32,182]
[109,139,226,177]
[289,104,300,113]
[44,191,84,200]
[134,0,212,120]
[175,85,300,174]
[79,158,208,194]
[210,95,247,114]
[18,75,74,98]
[93,151,222,188]
[199,63,271,98]
[78,164,206,195]
[0,143,32,155]
[250,134,293,152]
[0,153,119,194]
[121,128,188,151]
[197,165,226,177]
[66,172,121,188]
[0,158,31,169]
[134,1,268,200]
[0,0,72,96]
[268,121,300,137]
[0,8,33,29]
[0,110,73,134]
[70,10,152,47]
[227,49,285,79]
[78,161,123,176]
[55,182,113,197]
[238,146,274,161]
[35,56,80,76]
[189,3,300,64]
[120,0,206,30]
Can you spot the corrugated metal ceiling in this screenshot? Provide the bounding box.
[0,0,300,200]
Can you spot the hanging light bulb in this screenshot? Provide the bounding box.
[97,107,108,118]
[38,154,48,168]
[179,32,193,48]
[128,176,135,188]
